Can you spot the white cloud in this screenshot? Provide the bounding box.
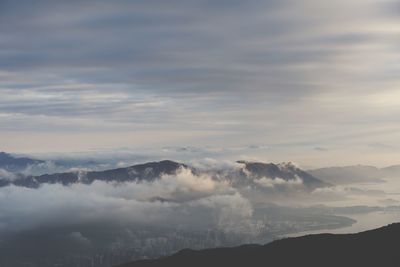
[0,167,252,234]
[254,176,303,188]
[0,168,17,181]
[0,0,400,167]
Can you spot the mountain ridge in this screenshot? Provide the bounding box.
[0,160,328,190]
[238,160,330,188]
[4,160,187,188]
[308,164,400,185]
[0,152,44,172]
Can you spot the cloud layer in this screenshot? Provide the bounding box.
[0,0,400,166]
[0,167,253,234]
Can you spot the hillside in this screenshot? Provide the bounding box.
[117,223,400,267]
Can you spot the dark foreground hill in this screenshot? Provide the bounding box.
[117,223,400,267]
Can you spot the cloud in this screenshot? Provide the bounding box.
[105,166,233,203]
[307,184,389,207]
[68,231,91,246]
[314,147,328,151]
[188,158,242,171]
[194,193,254,234]
[312,186,385,197]
[0,0,400,166]
[0,169,17,181]
[20,160,61,176]
[0,167,252,234]
[254,176,303,188]
[368,142,397,151]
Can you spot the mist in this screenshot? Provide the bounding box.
[2,155,400,266]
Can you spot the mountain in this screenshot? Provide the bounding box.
[116,223,400,267]
[309,165,400,185]
[0,152,44,172]
[381,165,400,177]
[2,160,187,188]
[0,159,329,190]
[237,161,329,189]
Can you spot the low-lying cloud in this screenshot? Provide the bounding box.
[254,176,303,188]
[2,158,400,241]
[0,168,17,181]
[0,167,252,234]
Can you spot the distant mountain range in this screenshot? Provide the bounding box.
[0,157,328,190]
[3,150,400,188]
[309,165,400,185]
[1,160,186,188]
[116,223,400,267]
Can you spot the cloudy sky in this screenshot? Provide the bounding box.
[1,0,399,166]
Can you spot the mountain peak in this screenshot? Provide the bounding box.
[237,160,329,188]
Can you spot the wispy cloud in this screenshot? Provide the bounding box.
[0,0,399,165]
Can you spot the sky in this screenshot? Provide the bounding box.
[1,0,400,167]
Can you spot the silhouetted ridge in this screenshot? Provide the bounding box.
[116,223,400,267]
